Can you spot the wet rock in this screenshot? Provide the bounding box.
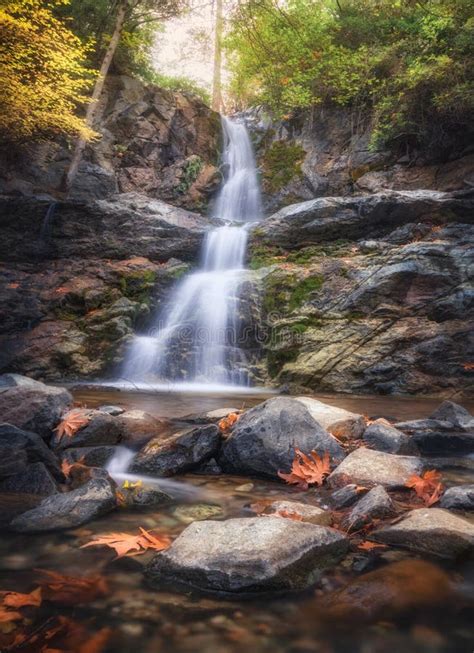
[173,504,224,524]
[294,397,365,439]
[219,397,344,479]
[344,485,394,531]
[430,401,474,430]
[194,457,223,475]
[363,419,418,454]
[146,517,349,595]
[99,405,125,416]
[330,484,366,509]
[0,374,72,438]
[119,410,171,444]
[121,484,171,508]
[0,423,63,480]
[181,407,240,425]
[0,462,58,497]
[371,508,474,558]
[313,559,453,623]
[440,485,474,511]
[396,417,474,455]
[0,446,28,478]
[9,475,117,532]
[131,425,220,477]
[265,500,331,525]
[52,410,125,450]
[328,448,423,489]
[62,445,117,468]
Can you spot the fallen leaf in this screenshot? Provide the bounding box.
[122,479,143,489]
[0,588,42,609]
[54,409,90,442]
[60,455,86,479]
[81,527,171,557]
[218,412,239,433]
[357,541,388,551]
[278,449,331,489]
[0,606,22,624]
[78,627,112,653]
[462,362,474,371]
[405,470,444,507]
[35,570,108,606]
[7,283,19,289]
[269,510,303,521]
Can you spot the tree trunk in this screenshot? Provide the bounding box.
[211,0,223,112]
[64,0,129,194]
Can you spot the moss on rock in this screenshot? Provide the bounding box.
[261,141,306,193]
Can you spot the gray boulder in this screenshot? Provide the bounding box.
[0,375,72,438]
[0,447,28,478]
[61,445,117,468]
[0,462,58,497]
[51,411,125,450]
[396,417,474,454]
[131,425,220,476]
[371,508,474,558]
[0,423,63,480]
[9,475,117,532]
[363,419,418,454]
[219,397,344,479]
[440,485,474,511]
[430,401,474,430]
[146,517,349,595]
[328,448,423,489]
[344,485,394,531]
[294,397,365,439]
[330,484,366,510]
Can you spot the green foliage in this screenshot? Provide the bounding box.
[261,140,306,192]
[227,0,474,154]
[0,0,96,144]
[248,243,283,269]
[288,275,324,311]
[175,156,203,195]
[147,72,211,105]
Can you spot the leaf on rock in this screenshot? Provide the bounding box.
[35,570,108,606]
[357,540,388,551]
[81,527,171,557]
[218,412,239,433]
[405,470,444,506]
[0,588,42,609]
[278,449,331,489]
[54,409,90,442]
[269,510,303,521]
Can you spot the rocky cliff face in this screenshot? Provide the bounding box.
[247,189,474,397]
[0,75,222,212]
[245,107,474,214]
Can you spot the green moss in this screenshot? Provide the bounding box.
[119,269,156,303]
[248,243,283,269]
[262,272,297,314]
[288,275,324,311]
[267,348,299,377]
[261,141,306,193]
[175,156,203,195]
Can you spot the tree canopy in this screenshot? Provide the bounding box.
[226,0,474,153]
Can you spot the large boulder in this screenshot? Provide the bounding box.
[51,410,125,450]
[294,397,365,439]
[0,375,72,438]
[0,462,58,497]
[219,397,344,479]
[146,517,349,595]
[131,425,220,476]
[371,508,474,558]
[440,485,474,511]
[118,410,172,445]
[255,190,474,248]
[9,475,117,532]
[396,409,474,454]
[0,423,63,480]
[328,448,423,489]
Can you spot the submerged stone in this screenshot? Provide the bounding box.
[146,517,349,595]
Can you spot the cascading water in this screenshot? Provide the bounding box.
[121,116,261,390]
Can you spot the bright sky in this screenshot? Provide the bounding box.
[151,4,230,92]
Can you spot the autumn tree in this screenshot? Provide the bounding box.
[0,0,96,145]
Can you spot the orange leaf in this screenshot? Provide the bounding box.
[218,412,239,433]
[0,587,42,609]
[405,470,444,506]
[278,449,331,489]
[78,628,112,653]
[80,528,171,557]
[54,409,90,442]
[0,606,22,624]
[462,362,474,371]
[61,456,86,479]
[270,509,303,521]
[357,540,388,551]
[35,570,108,606]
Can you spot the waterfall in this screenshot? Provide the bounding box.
[121,116,261,390]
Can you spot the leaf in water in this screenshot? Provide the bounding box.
[81,528,171,557]
[405,470,444,506]
[35,570,108,606]
[278,449,331,489]
[54,409,90,442]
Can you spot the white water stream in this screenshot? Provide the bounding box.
[120,116,262,390]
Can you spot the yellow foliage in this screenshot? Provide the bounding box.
[0,0,98,144]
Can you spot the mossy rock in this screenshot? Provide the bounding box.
[261,140,306,193]
[119,269,157,303]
